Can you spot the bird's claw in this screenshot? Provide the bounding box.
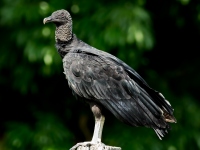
[70,141,95,150]
[70,141,105,150]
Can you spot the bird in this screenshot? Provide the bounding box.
[43,9,176,150]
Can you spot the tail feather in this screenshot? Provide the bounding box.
[153,127,169,140]
[163,109,177,123]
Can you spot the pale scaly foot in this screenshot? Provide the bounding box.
[70,141,95,150]
[69,140,105,150]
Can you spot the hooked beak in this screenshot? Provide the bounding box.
[43,16,52,24]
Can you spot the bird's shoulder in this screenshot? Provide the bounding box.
[62,45,139,100]
[63,49,127,81]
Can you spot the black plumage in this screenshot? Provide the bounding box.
[43,9,176,143]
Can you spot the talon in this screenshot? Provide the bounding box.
[70,141,96,150]
[70,143,82,150]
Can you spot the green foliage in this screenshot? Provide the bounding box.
[0,0,153,93]
[0,0,200,150]
[4,113,72,150]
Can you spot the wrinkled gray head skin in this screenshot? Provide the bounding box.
[43,9,72,25]
[44,9,73,42]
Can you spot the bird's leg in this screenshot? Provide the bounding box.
[91,114,105,144]
[90,103,105,145]
[70,103,105,150]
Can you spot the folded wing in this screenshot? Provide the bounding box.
[63,50,176,139]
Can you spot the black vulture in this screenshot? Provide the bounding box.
[43,9,176,149]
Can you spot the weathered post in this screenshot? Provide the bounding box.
[77,144,121,150]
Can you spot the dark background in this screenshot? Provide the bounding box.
[0,0,200,149]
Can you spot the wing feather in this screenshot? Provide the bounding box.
[63,50,175,139]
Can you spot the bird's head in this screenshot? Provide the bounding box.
[43,9,73,42]
[43,9,72,26]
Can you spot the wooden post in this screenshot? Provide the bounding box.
[77,144,121,150]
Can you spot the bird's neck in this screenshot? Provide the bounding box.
[55,23,72,42]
